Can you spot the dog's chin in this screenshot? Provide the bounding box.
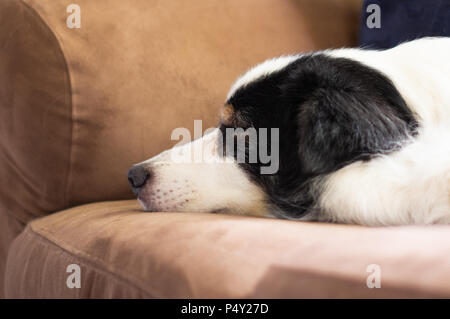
[137,198,151,211]
[137,198,161,212]
[136,188,191,212]
[137,196,188,212]
[134,174,201,212]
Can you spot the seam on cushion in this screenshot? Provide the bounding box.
[26,223,159,298]
[19,0,74,210]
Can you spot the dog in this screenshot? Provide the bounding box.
[128,37,450,226]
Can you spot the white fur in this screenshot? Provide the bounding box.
[227,55,300,100]
[317,38,450,225]
[318,125,450,225]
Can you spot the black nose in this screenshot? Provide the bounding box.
[127,164,151,195]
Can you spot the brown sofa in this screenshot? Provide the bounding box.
[1,0,450,299]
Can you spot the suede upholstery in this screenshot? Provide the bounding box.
[6,200,450,298]
[13,0,450,299]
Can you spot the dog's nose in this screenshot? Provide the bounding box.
[127,164,151,195]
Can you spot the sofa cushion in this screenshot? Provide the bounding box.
[5,200,450,298]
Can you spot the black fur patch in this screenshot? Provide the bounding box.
[222,53,419,219]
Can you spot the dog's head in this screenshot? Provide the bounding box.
[128,53,417,219]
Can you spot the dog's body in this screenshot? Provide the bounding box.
[128,38,450,226]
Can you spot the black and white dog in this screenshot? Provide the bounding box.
[128,38,450,226]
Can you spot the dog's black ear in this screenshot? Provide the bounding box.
[293,58,418,176]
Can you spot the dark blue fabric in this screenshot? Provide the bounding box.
[359,0,450,49]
